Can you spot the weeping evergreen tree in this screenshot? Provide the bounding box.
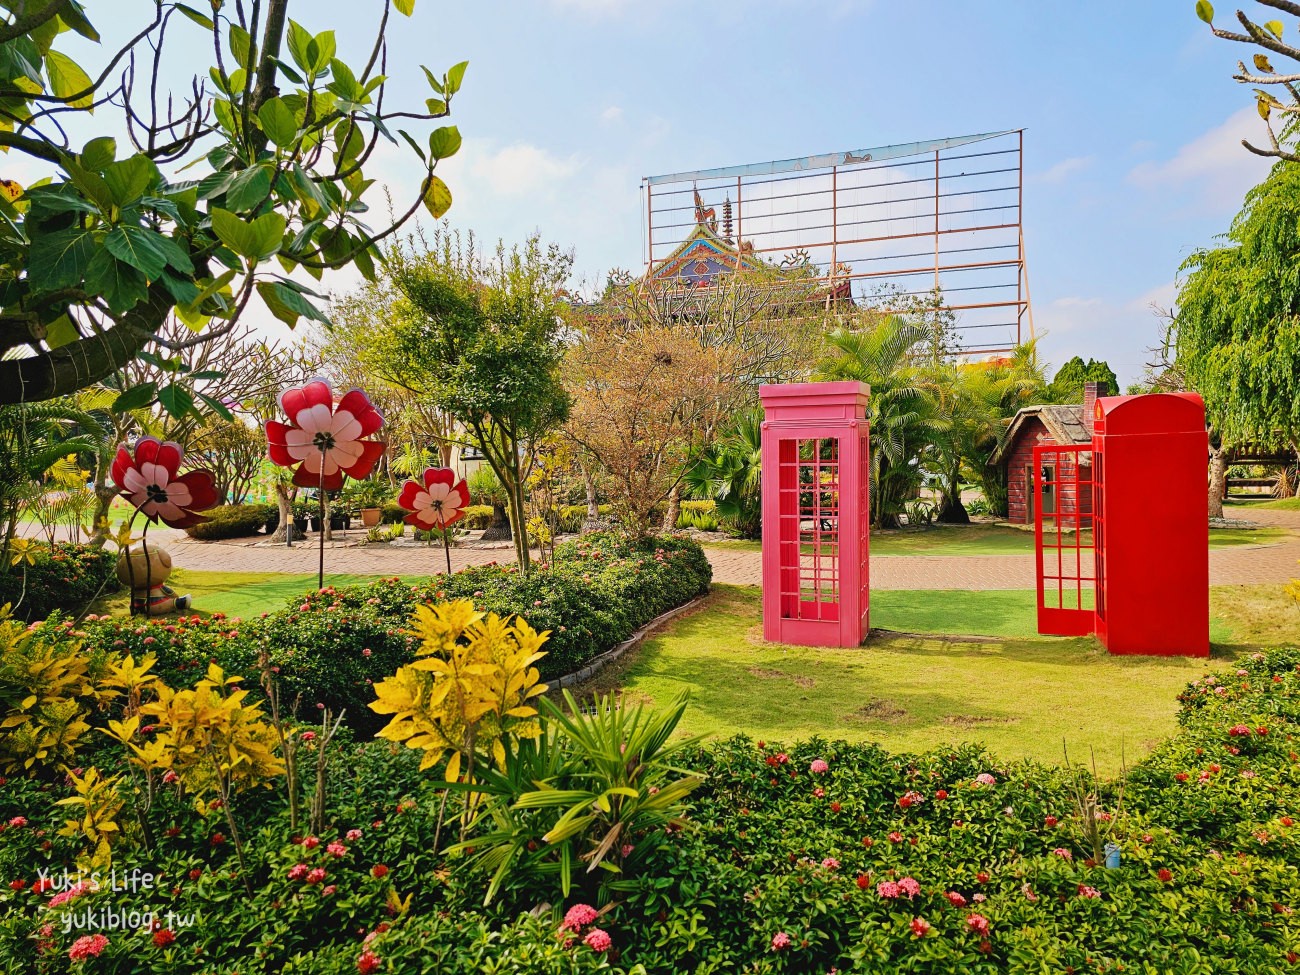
[1175,160,1300,514]
[815,315,938,528]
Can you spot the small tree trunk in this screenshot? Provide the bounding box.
[268,482,296,543]
[662,483,682,533]
[583,470,600,530]
[1207,444,1227,519]
[510,473,531,573]
[480,503,512,541]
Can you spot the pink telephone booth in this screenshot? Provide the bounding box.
[759,382,870,647]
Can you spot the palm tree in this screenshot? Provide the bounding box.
[815,315,940,528]
[683,407,763,537]
[0,400,104,566]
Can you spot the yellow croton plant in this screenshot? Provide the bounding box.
[369,599,549,782]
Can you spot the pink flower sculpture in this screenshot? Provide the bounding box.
[111,437,219,529]
[266,379,384,490]
[397,467,471,531]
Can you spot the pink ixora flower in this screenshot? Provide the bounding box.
[266,378,384,490]
[68,934,109,961]
[910,917,931,938]
[770,931,792,951]
[397,467,471,531]
[877,880,901,899]
[966,913,991,936]
[112,436,219,529]
[975,773,996,786]
[582,928,612,952]
[821,857,840,871]
[1053,848,1073,860]
[562,903,599,932]
[1077,884,1100,899]
[810,759,829,774]
[898,876,921,898]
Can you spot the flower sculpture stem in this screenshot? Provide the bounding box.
[317,447,327,589]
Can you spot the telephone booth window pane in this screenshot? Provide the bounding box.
[776,437,840,621]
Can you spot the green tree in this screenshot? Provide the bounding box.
[1174,159,1300,515]
[815,314,939,528]
[682,407,763,538]
[0,0,463,408]
[1048,356,1119,403]
[380,230,573,572]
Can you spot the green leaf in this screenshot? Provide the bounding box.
[229,24,252,70]
[422,65,444,95]
[209,208,285,261]
[45,50,94,109]
[394,0,415,14]
[421,175,452,219]
[84,249,148,313]
[45,315,77,349]
[447,60,468,95]
[197,392,234,422]
[157,383,196,419]
[59,1,100,41]
[425,97,447,116]
[1195,0,1213,24]
[286,20,314,74]
[225,164,273,212]
[158,270,200,306]
[326,58,359,100]
[257,97,299,149]
[427,125,461,160]
[397,129,427,164]
[28,227,99,290]
[1266,19,1284,38]
[80,136,116,172]
[312,31,336,73]
[102,155,158,206]
[112,383,158,413]
[103,225,169,278]
[175,3,215,29]
[257,279,329,328]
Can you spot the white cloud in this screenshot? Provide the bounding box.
[1037,156,1093,183]
[600,105,624,124]
[1127,107,1272,212]
[1033,288,1174,388]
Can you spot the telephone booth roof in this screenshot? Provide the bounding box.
[759,382,870,423]
[1093,392,1204,437]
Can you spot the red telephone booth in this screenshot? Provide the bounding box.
[1034,392,1208,656]
[759,382,870,647]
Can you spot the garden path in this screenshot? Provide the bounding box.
[133,507,1300,591]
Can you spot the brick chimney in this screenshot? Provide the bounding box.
[1082,381,1109,436]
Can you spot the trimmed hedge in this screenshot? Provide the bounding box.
[0,543,119,621]
[78,532,712,734]
[185,503,276,540]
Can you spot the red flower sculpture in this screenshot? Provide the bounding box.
[111,436,219,529]
[265,379,384,490]
[397,468,471,530]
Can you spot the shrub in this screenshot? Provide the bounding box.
[184,503,276,540]
[0,543,119,621]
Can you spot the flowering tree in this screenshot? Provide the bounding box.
[396,467,470,574]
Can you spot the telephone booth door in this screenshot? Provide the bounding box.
[1034,443,1098,636]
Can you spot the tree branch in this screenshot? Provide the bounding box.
[0,0,70,45]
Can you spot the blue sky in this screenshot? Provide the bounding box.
[52,1,1278,386]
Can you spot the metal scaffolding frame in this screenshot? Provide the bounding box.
[642,130,1033,356]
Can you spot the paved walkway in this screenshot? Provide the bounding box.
[128,508,1300,591]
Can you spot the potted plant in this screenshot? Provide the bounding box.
[346,478,390,529]
[292,497,313,533]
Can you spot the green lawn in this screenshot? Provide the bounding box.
[705,522,1289,556]
[92,569,395,619]
[574,584,1299,773]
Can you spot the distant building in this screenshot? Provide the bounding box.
[989,381,1108,525]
